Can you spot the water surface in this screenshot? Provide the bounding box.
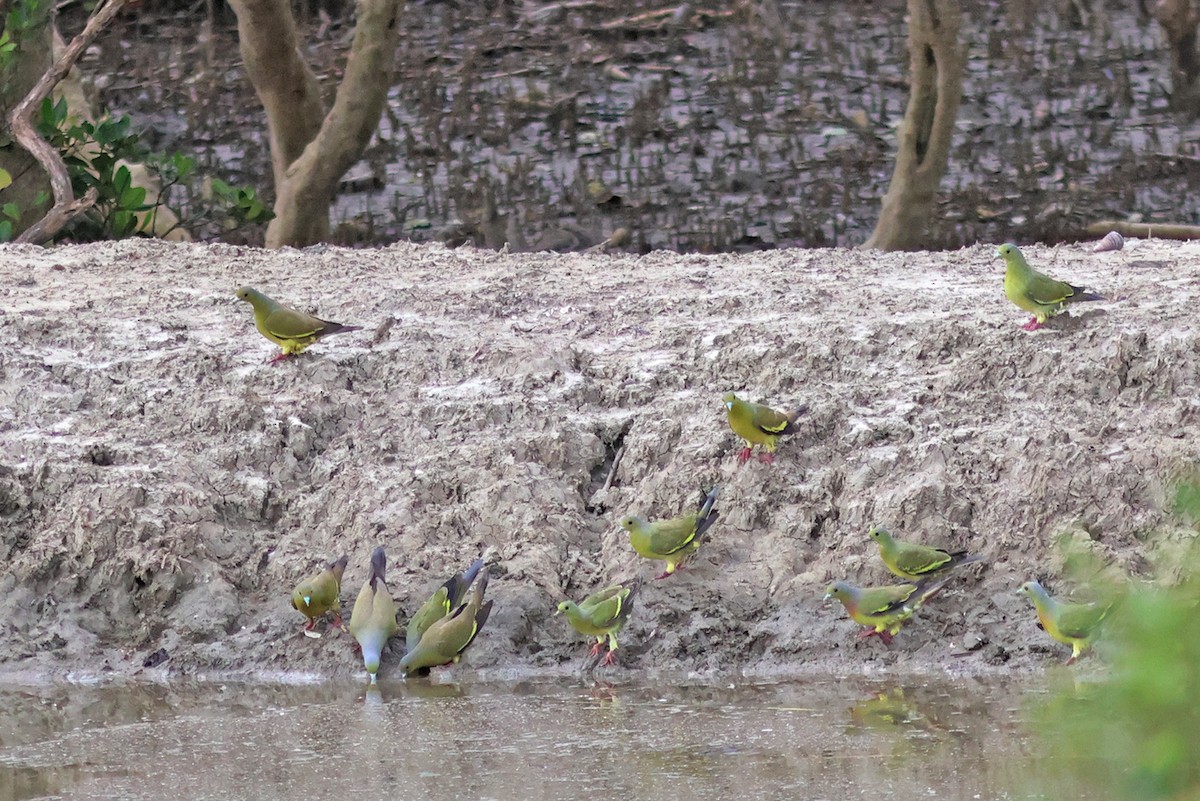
[0,676,1067,800]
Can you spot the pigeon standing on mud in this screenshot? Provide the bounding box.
[997,243,1104,331]
[291,554,348,637]
[722,392,806,465]
[235,286,362,362]
[823,575,952,644]
[620,487,719,579]
[349,547,400,683]
[557,578,641,667]
[405,558,486,652]
[400,568,493,676]
[1017,580,1114,665]
[870,526,983,582]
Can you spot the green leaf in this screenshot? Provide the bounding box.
[2,202,19,221]
[0,168,11,191]
[120,185,147,210]
[112,209,135,237]
[112,165,131,195]
[0,220,11,242]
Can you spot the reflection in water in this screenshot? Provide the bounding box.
[848,687,930,730]
[0,677,1071,800]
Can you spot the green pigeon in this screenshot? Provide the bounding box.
[620,487,719,579]
[722,392,806,465]
[291,554,348,637]
[870,526,983,582]
[557,578,641,666]
[400,569,493,676]
[348,547,399,683]
[1018,580,1114,665]
[406,558,486,652]
[997,243,1103,331]
[824,575,951,644]
[235,286,362,362]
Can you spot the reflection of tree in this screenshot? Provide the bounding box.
[864,0,964,251]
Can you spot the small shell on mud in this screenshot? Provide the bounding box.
[1092,231,1125,252]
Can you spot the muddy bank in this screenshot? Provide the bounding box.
[0,239,1196,682]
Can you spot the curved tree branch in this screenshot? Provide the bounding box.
[11,0,129,245]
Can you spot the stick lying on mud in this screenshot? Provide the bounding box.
[1086,220,1200,241]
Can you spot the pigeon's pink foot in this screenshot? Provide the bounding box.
[588,641,605,658]
[601,651,618,667]
[857,628,878,640]
[737,447,753,465]
[1065,655,1078,666]
[757,452,775,465]
[1021,318,1043,331]
[268,351,291,364]
[653,569,674,580]
[878,631,894,645]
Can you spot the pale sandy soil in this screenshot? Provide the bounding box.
[0,238,1197,682]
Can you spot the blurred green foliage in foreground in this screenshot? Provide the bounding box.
[1034,480,1200,801]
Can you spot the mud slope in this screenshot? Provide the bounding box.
[1,239,1197,681]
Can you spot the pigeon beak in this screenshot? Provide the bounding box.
[724,402,733,410]
[302,595,311,607]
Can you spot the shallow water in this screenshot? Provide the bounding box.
[0,676,1073,801]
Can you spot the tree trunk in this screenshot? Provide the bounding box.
[862,0,964,251]
[1152,0,1200,112]
[227,0,404,248]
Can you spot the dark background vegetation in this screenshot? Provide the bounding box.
[49,1,1200,246]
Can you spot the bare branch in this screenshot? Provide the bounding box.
[11,0,130,245]
[1087,220,1200,240]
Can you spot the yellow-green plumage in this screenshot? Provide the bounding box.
[235,286,362,362]
[400,569,493,676]
[998,243,1103,331]
[348,547,399,683]
[870,526,983,581]
[405,558,486,652]
[824,575,951,644]
[722,392,805,464]
[1018,580,1113,664]
[557,578,641,666]
[620,487,719,579]
[291,554,347,635]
